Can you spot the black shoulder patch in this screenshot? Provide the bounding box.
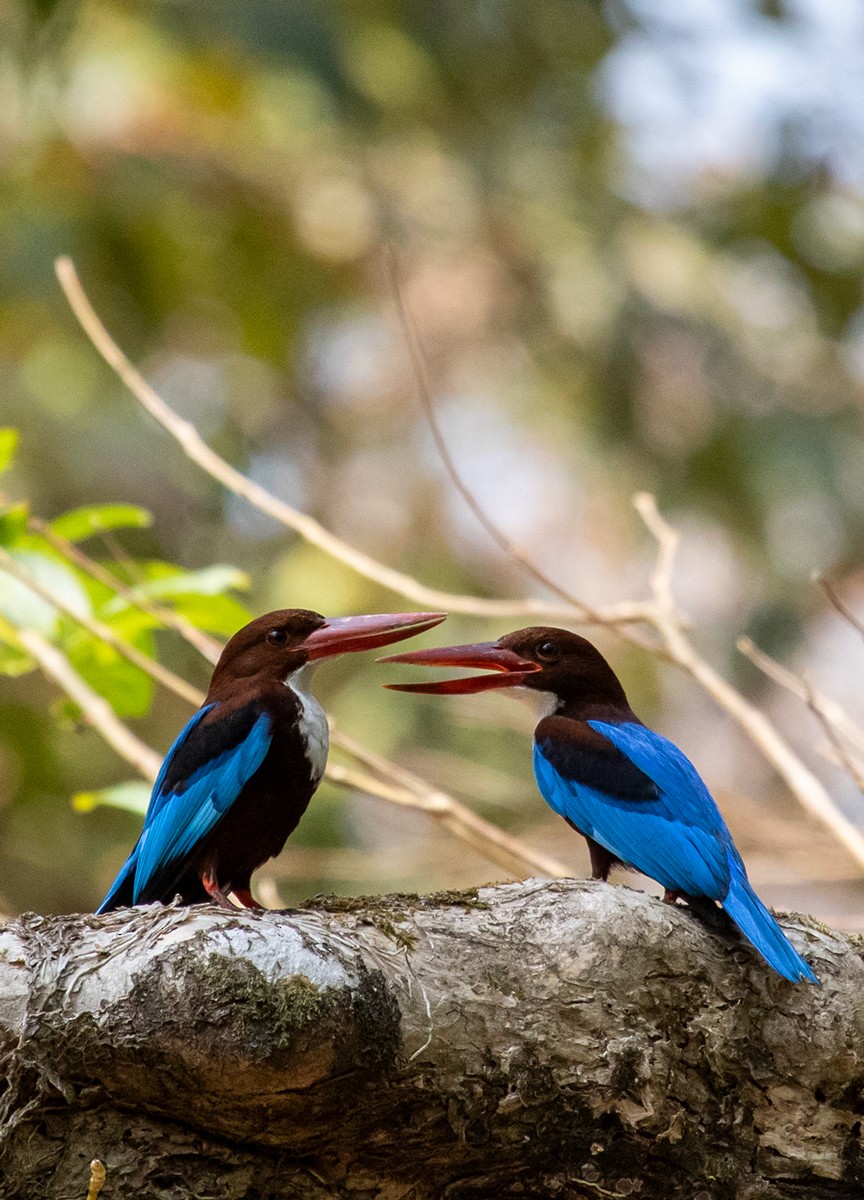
[160,702,266,796]
[535,716,660,801]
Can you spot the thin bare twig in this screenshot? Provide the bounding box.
[0,545,206,707]
[802,675,864,795]
[53,256,651,628]
[738,635,864,792]
[819,576,864,642]
[326,758,569,879]
[388,249,635,627]
[18,630,162,780]
[737,637,864,757]
[29,516,222,664]
[328,727,569,879]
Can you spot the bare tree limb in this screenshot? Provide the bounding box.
[0,881,849,1200]
[17,629,162,780]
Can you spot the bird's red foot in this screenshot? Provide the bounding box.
[202,870,237,909]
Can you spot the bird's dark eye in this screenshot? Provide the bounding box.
[536,640,559,662]
[266,628,288,646]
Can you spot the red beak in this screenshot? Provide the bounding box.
[379,641,541,693]
[302,612,446,660]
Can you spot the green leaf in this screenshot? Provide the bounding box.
[64,626,155,718]
[102,563,252,634]
[0,503,30,546]
[52,697,84,726]
[49,504,153,542]
[0,616,35,676]
[0,429,19,474]
[72,780,151,815]
[170,593,252,637]
[98,606,161,642]
[137,564,250,598]
[0,550,91,633]
[0,642,35,675]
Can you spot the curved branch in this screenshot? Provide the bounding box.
[53,257,652,628]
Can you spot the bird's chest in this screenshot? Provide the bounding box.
[251,682,329,796]
[289,685,329,785]
[206,686,329,875]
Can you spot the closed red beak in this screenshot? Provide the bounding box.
[380,641,540,693]
[304,612,446,660]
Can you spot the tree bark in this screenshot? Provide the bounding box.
[0,878,859,1200]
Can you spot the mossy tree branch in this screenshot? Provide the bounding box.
[0,881,856,1200]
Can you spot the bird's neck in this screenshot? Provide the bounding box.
[283,670,329,784]
[552,697,640,726]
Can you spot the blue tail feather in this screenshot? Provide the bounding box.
[722,857,819,984]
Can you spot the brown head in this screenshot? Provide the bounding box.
[381,626,633,719]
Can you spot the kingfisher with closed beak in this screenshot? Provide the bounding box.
[98,608,445,913]
[383,626,818,984]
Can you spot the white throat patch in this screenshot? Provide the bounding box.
[501,686,560,720]
[284,668,329,783]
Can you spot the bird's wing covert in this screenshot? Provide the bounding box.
[533,720,735,898]
[133,704,273,902]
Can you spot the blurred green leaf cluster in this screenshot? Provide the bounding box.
[0,427,250,715]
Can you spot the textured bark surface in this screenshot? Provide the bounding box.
[0,878,859,1200]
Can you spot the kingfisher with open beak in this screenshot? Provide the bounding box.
[382,626,818,984]
[97,608,445,912]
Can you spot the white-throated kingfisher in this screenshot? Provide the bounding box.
[98,608,445,913]
[383,626,818,984]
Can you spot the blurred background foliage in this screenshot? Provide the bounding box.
[2,0,864,923]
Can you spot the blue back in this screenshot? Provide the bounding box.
[533,720,741,900]
[532,718,818,982]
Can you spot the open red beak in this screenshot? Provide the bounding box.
[379,641,541,693]
[303,612,446,660]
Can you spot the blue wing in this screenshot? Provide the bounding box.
[98,703,273,911]
[533,720,737,899]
